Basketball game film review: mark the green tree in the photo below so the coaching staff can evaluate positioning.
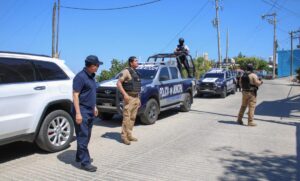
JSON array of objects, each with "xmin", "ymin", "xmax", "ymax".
[
  {"xmin": 97, "ymin": 59, "xmax": 127, "ymax": 82},
  {"xmin": 193, "ymin": 57, "xmax": 213, "ymax": 79},
  {"xmin": 235, "ymin": 56, "xmax": 269, "ymax": 71}
]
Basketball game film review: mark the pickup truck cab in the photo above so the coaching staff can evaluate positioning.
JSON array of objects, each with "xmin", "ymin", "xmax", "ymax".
[
  {"xmin": 197, "ymin": 68, "xmax": 236, "ymax": 98},
  {"xmin": 96, "ymin": 54, "xmax": 196, "ymax": 125}
]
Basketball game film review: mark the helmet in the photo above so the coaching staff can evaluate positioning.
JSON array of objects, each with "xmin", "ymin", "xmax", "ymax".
[
  {"xmin": 246, "ymin": 64, "xmax": 254, "ymax": 72},
  {"xmin": 179, "ymin": 38, "xmax": 184, "ymax": 44}
]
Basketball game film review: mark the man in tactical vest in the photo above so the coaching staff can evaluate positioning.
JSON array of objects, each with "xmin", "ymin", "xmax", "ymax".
[
  {"xmin": 117, "ymin": 56, "xmax": 141, "ymax": 145},
  {"xmin": 174, "ymin": 38, "xmax": 192, "ymax": 78},
  {"xmin": 237, "ymin": 64, "xmax": 263, "ymax": 126}
]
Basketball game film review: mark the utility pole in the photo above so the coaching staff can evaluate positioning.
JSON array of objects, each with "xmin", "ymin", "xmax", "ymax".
[
  {"xmin": 214, "ymin": 0, "xmax": 222, "ymax": 68},
  {"xmin": 55, "ymin": 0, "xmax": 60, "ymax": 58},
  {"xmin": 262, "ymin": 13, "xmax": 277, "ymax": 79},
  {"xmin": 51, "ymin": 0, "xmax": 60, "ymax": 58},
  {"xmin": 289, "ymin": 29, "xmax": 300, "ymax": 80},
  {"xmin": 290, "ymin": 31, "xmax": 293, "ymax": 79},
  {"xmin": 52, "ymin": 2, "xmax": 56, "ymax": 58},
  {"xmin": 225, "ymin": 28, "xmax": 229, "ymax": 69}
]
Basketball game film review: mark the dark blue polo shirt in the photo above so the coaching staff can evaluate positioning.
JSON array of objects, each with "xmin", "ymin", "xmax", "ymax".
[{"xmin": 73, "ymin": 68, "xmax": 97, "ymax": 112}]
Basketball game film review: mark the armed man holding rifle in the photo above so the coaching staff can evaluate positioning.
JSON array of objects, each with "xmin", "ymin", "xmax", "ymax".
[
  {"xmin": 174, "ymin": 38, "xmax": 192, "ymax": 78},
  {"xmin": 237, "ymin": 64, "xmax": 263, "ymax": 127}
]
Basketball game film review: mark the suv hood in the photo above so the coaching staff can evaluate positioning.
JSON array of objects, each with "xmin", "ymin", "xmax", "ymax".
[
  {"xmin": 201, "ymin": 78, "xmax": 219, "ymax": 83},
  {"xmin": 98, "ymin": 79, "xmax": 152, "ymax": 88}
]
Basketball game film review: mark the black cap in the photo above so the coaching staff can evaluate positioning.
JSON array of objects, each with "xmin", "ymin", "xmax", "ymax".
[
  {"xmin": 85, "ymin": 55, "xmax": 103, "ymax": 65},
  {"xmin": 246, "ymin": 64, "xmax": 254, "ymax": 72}
]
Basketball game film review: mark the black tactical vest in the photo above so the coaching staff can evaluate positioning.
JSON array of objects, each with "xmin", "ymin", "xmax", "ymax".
[
  {"xmin": 122, "ymin": 67, "xmax": 141, "ymax": 93},
  {"xmin": 241, "ymin": 72, "xmax": 257, "ymax": 91}
]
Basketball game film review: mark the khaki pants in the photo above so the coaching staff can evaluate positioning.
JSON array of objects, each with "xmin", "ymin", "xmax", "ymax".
[
  {"xmin": 237, "ymin": 91, "xmax": 257, "ymax": 123},
  {"xmin": 121, "ymin": 96, "xmax": 140, "ymax": 140}
]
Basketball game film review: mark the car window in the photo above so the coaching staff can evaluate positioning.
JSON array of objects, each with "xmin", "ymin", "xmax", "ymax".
[
  {"xmin": 136, "ymin": 69, "xmax": 158, "ymax": 79},
  {"xmin": 226, "ymin": 72, "xmax": 230, "ymax": 78},
  {"xmin": 170, "ymin": 67, "xmax": 179, "ymax": 79},
  {"xmin": 159, "ymin": 67, "xmax": 170, "ymax": 81},
  {"xmin": 0, "ymin": 58, "xmax": 36, "ymax": 84},
  {"xmin": 33, "ymin": 61, "xmax": 69, "ymax": 81}
]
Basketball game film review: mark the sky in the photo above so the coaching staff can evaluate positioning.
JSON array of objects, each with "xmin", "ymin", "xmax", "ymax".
[{"xmin": 0, "ymin": 0, "xmax": 300, "ymax": 73}]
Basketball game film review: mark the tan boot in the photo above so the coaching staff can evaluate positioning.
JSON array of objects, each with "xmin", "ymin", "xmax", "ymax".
[
  {"xmin": 122, "ymin": 139, "xmax": 131, "ymax": 145},
  {"xmin": 128, "ymin": 137, "xmax": 138, "ymax": 142},
  {"xmin": 237, "ymin": 120, "xmax": 243, "ymax": 125},
  {"xmin": 248, "ymin": 122, "xmax": 257, "ymax": 126}
]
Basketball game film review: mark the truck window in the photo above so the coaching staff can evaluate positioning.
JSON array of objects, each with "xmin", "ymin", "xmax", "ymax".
[
  {"xmin": 170, "ymin": 67, "xmax": 179, "ymax": 79},
  {"xmin": 159, "ymin": 67, "xmax": 170, "ymax": 81}
]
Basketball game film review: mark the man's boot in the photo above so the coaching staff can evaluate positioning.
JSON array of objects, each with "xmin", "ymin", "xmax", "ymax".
[
  {"xmin": 248, "ymin": 121, "xmax": 257, "ymax": 126},
  {"xmin": 128, "ymin": 137, "xmax": 138, "ymax": 142},
  {"xmin": 122, "ymin": 139, "xmax": 131, "ymax": 145},
  {"xmin": 237, "ymin": 120, "xmax": 243, "ymax": 125}
]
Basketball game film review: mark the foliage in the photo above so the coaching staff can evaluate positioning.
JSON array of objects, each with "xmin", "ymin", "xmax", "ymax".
[
  {"xmin": 234, "ymin": 55, "xmax": 270, "ymax": 71},
  {"xmin": 97, "ymin": 59, "xmax": 127, "ymax": 82},
  {"xmin": 193, "ymin": 57, "xmax": 213, "ymax": 79}
]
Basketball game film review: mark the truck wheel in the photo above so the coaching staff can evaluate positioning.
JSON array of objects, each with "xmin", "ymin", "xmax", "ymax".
[
  {"xmin": 220, "ymin": 87, "xmax": 227, "ymax": 98},
  {"xmin": 100, "ymin": 113, "xmax": 114, "ymax": 120},
  {"xmin": 36, "ymin": 110, "xmax": 74, "ymax": 152},
  {"xmin": 140, "ymin": 99, "xmax": 159, "ymax": 125},
  {"xmin": 180, "ymin": 93, "xmax": 192, "ymax": 112},
  {"xmin": 231, "ymin": 85, "xmax": 236, "ymax": 94}
]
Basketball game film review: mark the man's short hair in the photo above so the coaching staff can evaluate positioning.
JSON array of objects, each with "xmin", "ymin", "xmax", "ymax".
[{"xmin": 128, "ymin": 56, "xmax": 137, "ymax": 67}]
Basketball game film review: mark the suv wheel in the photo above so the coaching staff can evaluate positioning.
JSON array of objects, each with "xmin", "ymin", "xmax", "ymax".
[
  {"xmin": 220, "ymin": 87, "xmax": 227, "ymax": 98},
  {"xmin": 140, "ymin": 99, "xmax": 159, "ymax": 125},
  {"xmin": 231, "ymin": 85, "xmax": 236, "ymax": 94},
  {"xmin": 180, "ymin": 93, "xmax": 192, "ymax": 112},
  {"xmin": 36, "ymin": 110, "xmax": 74, "ymax": 152},
  {"xmin": 100, "ymin": 113, "xmax": 114, "ymax": 120}
]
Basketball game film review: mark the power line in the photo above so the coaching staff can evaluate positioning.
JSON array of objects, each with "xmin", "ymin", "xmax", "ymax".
[
  {"xmin": 261, "ymin": 0, "xmax": 300, "ymax": 18},
  {"xmin": 60, "ymin": 0, "xmax": 161, "ymax": 11},
  {"xmin": 160, "ymin": 0, "xmax": 210, "ymax": 52}
]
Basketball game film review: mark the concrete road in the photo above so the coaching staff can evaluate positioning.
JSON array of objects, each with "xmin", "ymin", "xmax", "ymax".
[{"xmin": 0, "ymin": 78, "xmax": 299, "ymax": 181}]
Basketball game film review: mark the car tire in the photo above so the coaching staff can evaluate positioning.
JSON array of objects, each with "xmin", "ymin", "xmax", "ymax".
[
  {"xmin": 180, "ymin": 93, "xmax": 192, "ymax": 112},
  {"xmin": 99, "ymin": 113, "xmax": 114, "ymax": 120},
  {"xmin": 140, "ymin": 99, "xmax": 159, "ymax": 125},
  {"xmin": 231, "ymin": 85, "xmax": 236, "ymax": 94},
  {"xmin": 36, "ymin": 110, "xmax": 74, "ymax": 152},
  {"xmin": 220, "ymin": 87, "xmax": 227, "ymax": 98}
]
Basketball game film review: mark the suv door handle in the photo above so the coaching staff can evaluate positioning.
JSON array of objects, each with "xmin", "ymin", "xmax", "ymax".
[{"xmin": 34, "ymin": 86, "xmax": 46, "ymax": 90}]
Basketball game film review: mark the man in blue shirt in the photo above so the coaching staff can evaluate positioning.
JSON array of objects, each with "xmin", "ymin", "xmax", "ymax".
[{"xmin": 72, "ymin": 55, "xmax": 102, "ymax": 172}]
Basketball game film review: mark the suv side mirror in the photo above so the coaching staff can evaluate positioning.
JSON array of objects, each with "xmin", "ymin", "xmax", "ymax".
[{"xmin": 159, "ymin": 75, "xmax": 169, "ymax": 81}]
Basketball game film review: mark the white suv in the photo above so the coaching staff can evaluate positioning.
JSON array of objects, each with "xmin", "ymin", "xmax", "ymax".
[{"xmin": 0, "ymin": 52, "xmax": 75, "ymax": 152}]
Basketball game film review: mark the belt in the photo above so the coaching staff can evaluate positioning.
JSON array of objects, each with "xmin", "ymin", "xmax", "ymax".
[
  {"xmin": 243, "ymin": 90, "xmax": 254, "ymax": 92},
  {"xmin": 128, "ymin": 93, "xmax": 139, "ymax": 97}
]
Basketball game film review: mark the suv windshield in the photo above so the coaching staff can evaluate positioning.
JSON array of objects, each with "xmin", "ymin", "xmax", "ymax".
[
  {"xmin": 204, "ymin": 73, "xmax": 224, "ymax": 79},
  {"xmin": 136, "ymin": 69, "xmax": 157, "ymax": 79}
]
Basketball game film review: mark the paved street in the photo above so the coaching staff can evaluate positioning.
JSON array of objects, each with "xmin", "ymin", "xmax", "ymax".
[{"xmin": 0, "ymin": 77, "xmax": 299, "ymax": 181}]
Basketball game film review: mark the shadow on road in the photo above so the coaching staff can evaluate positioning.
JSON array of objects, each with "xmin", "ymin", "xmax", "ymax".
[
  {"xmin": 94, "ymin": 109, "xmax": 179, "ymax": 128},
  {"xmin": 57, "ymin": 150, "xmax": 80, "ymax": 169},
  {"xmin": 191, "ymin": 109, "xmax": 300, "ymax": 180},
  {"xmin": 94, "ymin": 116, "xmax": 122, "ymax": 128},
  {"xmin": 101, "ymin": 132, "xmax": 122, "ymax": 143},
  {"xmin": 218, "ymin": 120, "xmax": 244, "ymax": 126},
  {"xmin": 190, "ymin": 109, "xmax": 296, "ymax": 126},
  {"xmin": 255, "ymin": 94, "xmax": 300, "ymax": 118},
  {"xmin": 214, "ymin": 146, "xmax": 298, "ymax": 181},
  {"xmin": 0, "ymin": 142, "xmax": 46, "ymax": 163}
]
